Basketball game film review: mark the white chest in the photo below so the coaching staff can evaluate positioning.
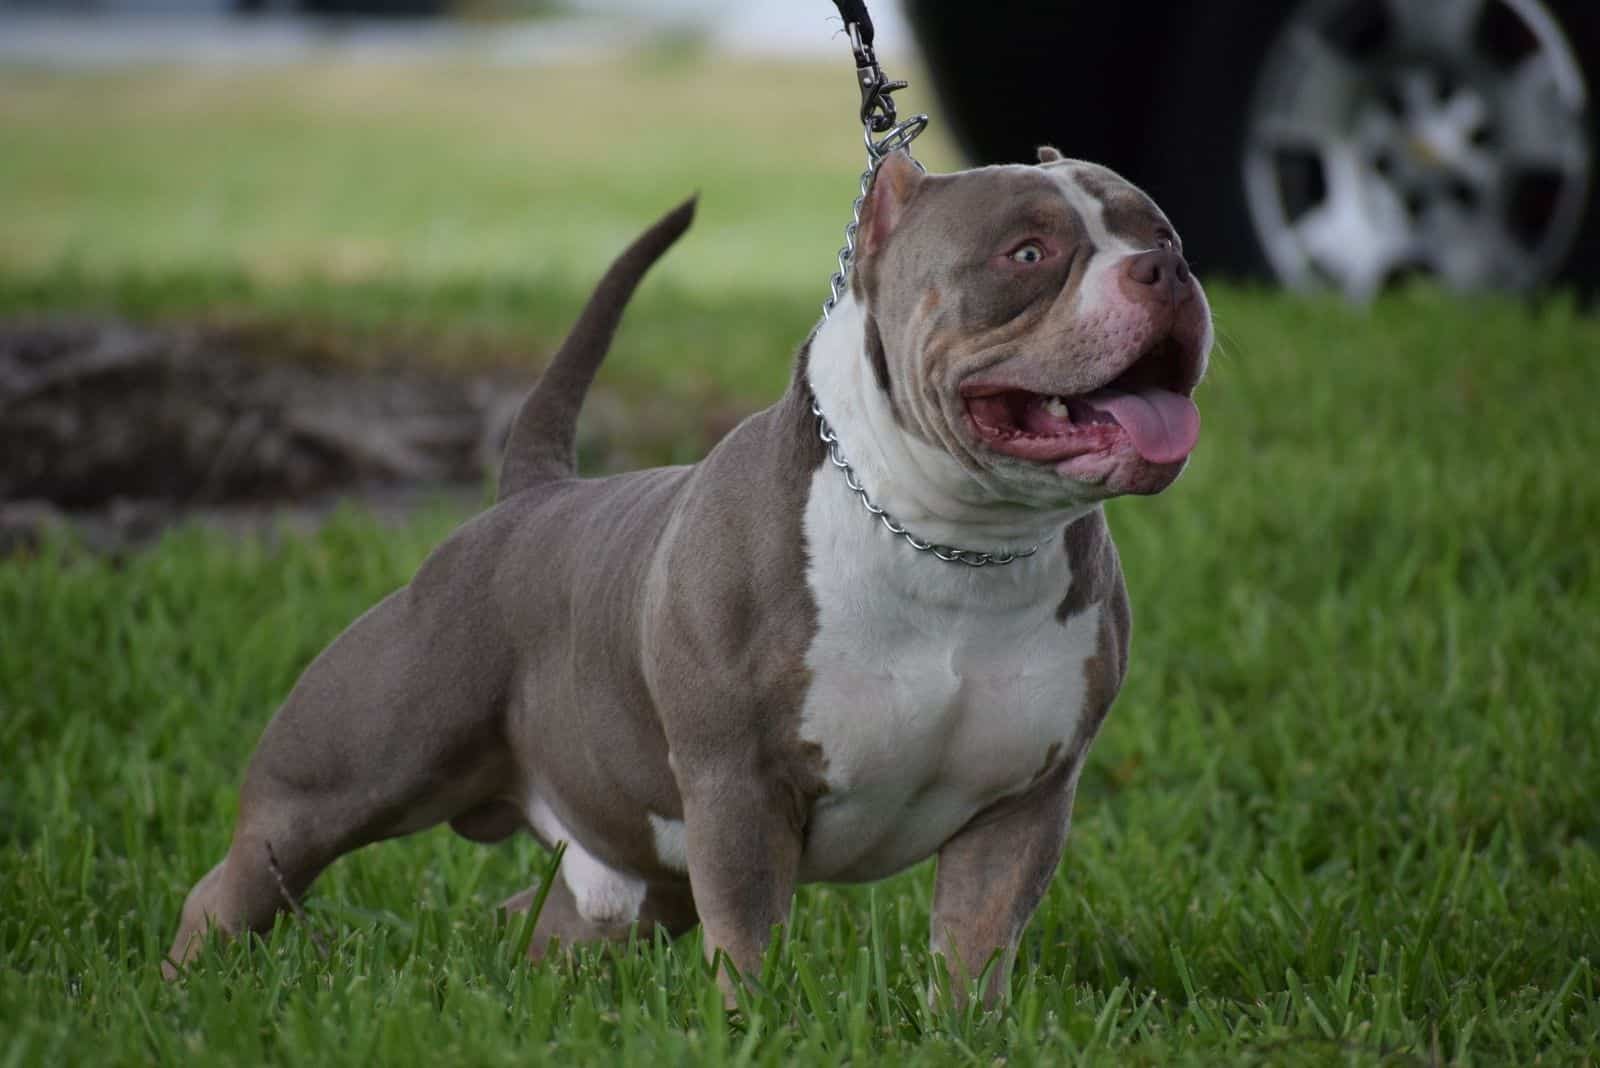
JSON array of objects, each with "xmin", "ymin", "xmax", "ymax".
[{"xmin": 795, "ymin": 468, "xmax": 1102, "ymax": 883}]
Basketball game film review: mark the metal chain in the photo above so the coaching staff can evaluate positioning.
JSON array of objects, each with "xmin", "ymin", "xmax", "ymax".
[
  {"xmin": 811, "ymin": 396, "xmax": 1044, "ymax": 567},
  {"xmin": 821, "ymin": 19, "xmax": 930, "ymax": 322},
  {"xmin": 820, "ymin": 116, "xmax": 927, "ymax": 316},
  {"xmin": 809, "ymin": 13, "xmax": 1046, "ymax": 568}
]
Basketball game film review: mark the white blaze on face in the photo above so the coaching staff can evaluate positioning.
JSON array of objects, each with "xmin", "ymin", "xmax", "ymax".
[
  {"xmin": 1048, "ymin": 162, "xmax": 1157, "ymax": 329},
  {"xmin": 1044, "ymin": 160, "xmax": 1214, "ymax": 391}
]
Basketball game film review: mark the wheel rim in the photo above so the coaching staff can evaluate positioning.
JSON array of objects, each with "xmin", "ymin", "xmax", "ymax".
[{"xmin": 1244, "ymin": 0, "xmax": 1592, "ymax": 298}]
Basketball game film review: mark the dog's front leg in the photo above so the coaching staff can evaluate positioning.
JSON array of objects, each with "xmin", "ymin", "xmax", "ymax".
[
  {"xmin": 929, "ymin": 758, "xmax": 1079, "ymax": 1009},
  {"xmin": 679, "ymin": 770, "xmax": 804, "ymax": 1006}
]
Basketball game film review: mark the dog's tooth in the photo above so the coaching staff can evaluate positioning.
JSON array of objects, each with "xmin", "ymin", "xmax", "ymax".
[{"xmin": 1042, "ymin": 396, "xmax": 1070, "ymax": 419}]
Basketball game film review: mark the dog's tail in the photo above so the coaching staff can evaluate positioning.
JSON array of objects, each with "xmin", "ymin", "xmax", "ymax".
[{"xmin": 498, "ymin": 196, "xmax": 697, "ymax": 499}]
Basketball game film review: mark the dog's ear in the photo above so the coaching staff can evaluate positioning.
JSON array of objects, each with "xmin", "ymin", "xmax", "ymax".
[
  {"xmin": 1037, "ymin": 145, "xmax": 1064, "ymax": 163},
  {"xmin": 859, "ymin": 150, "xmax": 925, "ymax": 259}
]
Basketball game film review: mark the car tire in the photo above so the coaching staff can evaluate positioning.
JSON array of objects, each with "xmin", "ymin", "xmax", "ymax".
[{"xmin": 906, "ymin": 0, "xmax": 1600, "ymax": 297}]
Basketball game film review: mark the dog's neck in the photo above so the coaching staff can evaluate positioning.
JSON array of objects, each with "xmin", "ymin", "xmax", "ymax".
[{"xmin": 804, "ymin": 290, "xmax": 1092, "ymax": 555}]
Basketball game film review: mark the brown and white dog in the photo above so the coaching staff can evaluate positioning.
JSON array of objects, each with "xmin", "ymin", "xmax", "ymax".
[{"xmin": 166, "ymin": 147, "xmax": 1211, "ymax": 1007}]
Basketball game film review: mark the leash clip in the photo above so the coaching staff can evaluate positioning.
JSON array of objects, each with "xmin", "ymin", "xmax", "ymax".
[
  {"xmin": 846, "ymin": 21, "xmax": 906, "ymax": 134},
  {"xmin": 822, "ymin": 3, "xmax": 928, "ymax": 321}
]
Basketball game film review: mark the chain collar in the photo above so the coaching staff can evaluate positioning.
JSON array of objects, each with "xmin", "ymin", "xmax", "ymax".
[
  {"xmin": 814, "ymin": 7, "xmax": 1043, "ymax": 567},
  {"xmin": 809, "ymin": 393, "xmax": 1048, "ymax": 567}
]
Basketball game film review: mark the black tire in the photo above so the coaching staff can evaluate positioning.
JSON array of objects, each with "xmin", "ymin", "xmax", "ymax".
[
  {"xmin": 902, "ymin": 0, "xmax": 1287, "ymax": 276},
  {"xmin": 1539, "ymin": 0, "xmax": 1600, "ymax": 288},
  {"xmin": 905, "ymin": 0, "xmax": 1600, "ymax": 293},
  {"xmin": 902, "ymin": 3, "xmax": 1190, "ymax": 185},
  {"xmin": 1119, "ymin": 3, "xmax": 1288, "ymax": 280}
]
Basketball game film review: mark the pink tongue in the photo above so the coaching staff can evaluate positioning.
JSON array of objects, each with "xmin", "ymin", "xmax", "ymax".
[{"xmin": 1079, "ymin": 388, "xmax": 1200, "ymax": 464}]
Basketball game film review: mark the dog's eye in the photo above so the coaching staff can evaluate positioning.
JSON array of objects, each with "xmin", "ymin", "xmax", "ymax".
[{"xmin": 1009, "ymin": 242, "xmax": 1046, "ymax": 265}]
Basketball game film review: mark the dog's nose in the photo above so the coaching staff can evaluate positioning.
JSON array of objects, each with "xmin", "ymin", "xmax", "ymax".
[{"xmin": 1124, "ymin": 245, "xmax": 1192, "ymax": 302}]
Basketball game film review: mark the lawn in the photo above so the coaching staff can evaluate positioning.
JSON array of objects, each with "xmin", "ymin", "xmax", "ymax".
[{"xmin": 3, "ymin": 55, "xmax": 1600, "ymax": 1067}]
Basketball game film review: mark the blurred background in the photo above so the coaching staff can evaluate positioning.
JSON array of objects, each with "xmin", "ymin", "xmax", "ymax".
[
  {"xmin": 911, "ymin": 0, "xmax": 1599, "ymax": 300},
  {"xmin": 2, "ymin": 0, "xmax": 950, "ymax": 545},
  {"xmin": 6, "ymin": 0, "xmax": 1594, "ymax": 298},
  {"xmin": 1, "ymin": 0, "xmax": 1597, "ymax": 541}
]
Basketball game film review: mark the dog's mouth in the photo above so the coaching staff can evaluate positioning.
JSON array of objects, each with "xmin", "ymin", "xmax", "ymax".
[{"xmin": 961, "ymin": 336, "xmax": 1200, "ymax": 467}]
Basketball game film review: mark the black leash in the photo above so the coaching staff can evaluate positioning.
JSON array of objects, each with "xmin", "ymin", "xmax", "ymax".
[{"xmin": 829, "ymin": 0, "xmax": 907, "ymax": 134}]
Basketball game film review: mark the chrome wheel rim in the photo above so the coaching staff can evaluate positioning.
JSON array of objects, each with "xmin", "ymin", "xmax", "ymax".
[{"xmin": 1244, "ymin": 0, "xmax": 1592, "ymax": 298}]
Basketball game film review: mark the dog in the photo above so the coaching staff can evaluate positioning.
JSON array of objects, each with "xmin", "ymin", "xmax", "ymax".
[{"xmin": 165, "ymin": 146, "xmax": 1211, "ymax": 1007}]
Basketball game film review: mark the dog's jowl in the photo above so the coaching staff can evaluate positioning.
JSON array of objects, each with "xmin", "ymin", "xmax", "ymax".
[{"xmin": 167, "ymin": 147, "xmax": 1211, "ymax": 1007}]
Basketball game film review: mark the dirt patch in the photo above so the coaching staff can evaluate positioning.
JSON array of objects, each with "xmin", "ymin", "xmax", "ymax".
[{"xmin": 1, "ymin": 318, "xmax": 742, "ymax": 553}]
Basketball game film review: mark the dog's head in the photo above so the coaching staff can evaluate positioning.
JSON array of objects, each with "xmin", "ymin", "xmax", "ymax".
[{"xmin": 851, "ymin": 147, "xmax": 1211, "ymax": 503}]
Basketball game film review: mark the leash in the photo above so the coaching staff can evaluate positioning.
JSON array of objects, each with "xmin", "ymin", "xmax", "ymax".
[
  {"xmin": 819, "ymin": 0, "xmax": 928, "ymax": 321},
  {"xmin": 810, "ymin": 1, "xmax": 1045, "ymax": 568}
]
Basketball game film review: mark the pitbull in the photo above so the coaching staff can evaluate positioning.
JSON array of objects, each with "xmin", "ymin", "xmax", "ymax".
[{"xmin": 166, "ymin": 146, "xmax": 1211, "ymax": 1006}]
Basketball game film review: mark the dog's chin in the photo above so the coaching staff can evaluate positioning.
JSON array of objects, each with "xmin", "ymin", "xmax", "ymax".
[
  {"xmin": 1052, "ymin": 446, "xmax": 1189, "ymax": 497},
  {"xmin": 960, "ymin": 391, "xmax": 1197, "ymax": 499},
  {"xmin": 963, "ymin": 422, "xmax": 1189, "ymax": 500}
]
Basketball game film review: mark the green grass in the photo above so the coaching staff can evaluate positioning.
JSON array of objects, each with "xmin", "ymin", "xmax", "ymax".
[
  {"xmin": 0, "ymin": 57, "xmax": 960, "ymax": 407},
  {"xmin": 0, "ymin": 57, "xmax": 965, "ymax": 296},
  {"xmin": 4, "ymin": 60, "xmax": 1600, "ymax": 1066}
]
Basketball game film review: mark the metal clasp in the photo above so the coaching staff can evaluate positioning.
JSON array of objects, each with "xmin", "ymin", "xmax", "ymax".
[{"xmin": 846, "ymin": 21, "xmax": 908, "ymax": 134}]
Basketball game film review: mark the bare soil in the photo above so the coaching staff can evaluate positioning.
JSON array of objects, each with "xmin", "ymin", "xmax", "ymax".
[{"xmin": 0, "ymin": 318, "xmax": 734, "ymax": 553}]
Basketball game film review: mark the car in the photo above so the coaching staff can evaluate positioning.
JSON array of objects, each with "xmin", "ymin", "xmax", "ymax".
[{"xmin": 904, "ymin": 0, "xmax": 1599, "ymax": 298}]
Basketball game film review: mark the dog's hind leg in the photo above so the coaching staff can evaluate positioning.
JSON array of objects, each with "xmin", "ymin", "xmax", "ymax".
[{"xmin": 165, "ymin": 575, "xmax": 517, "ymax": 978}]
